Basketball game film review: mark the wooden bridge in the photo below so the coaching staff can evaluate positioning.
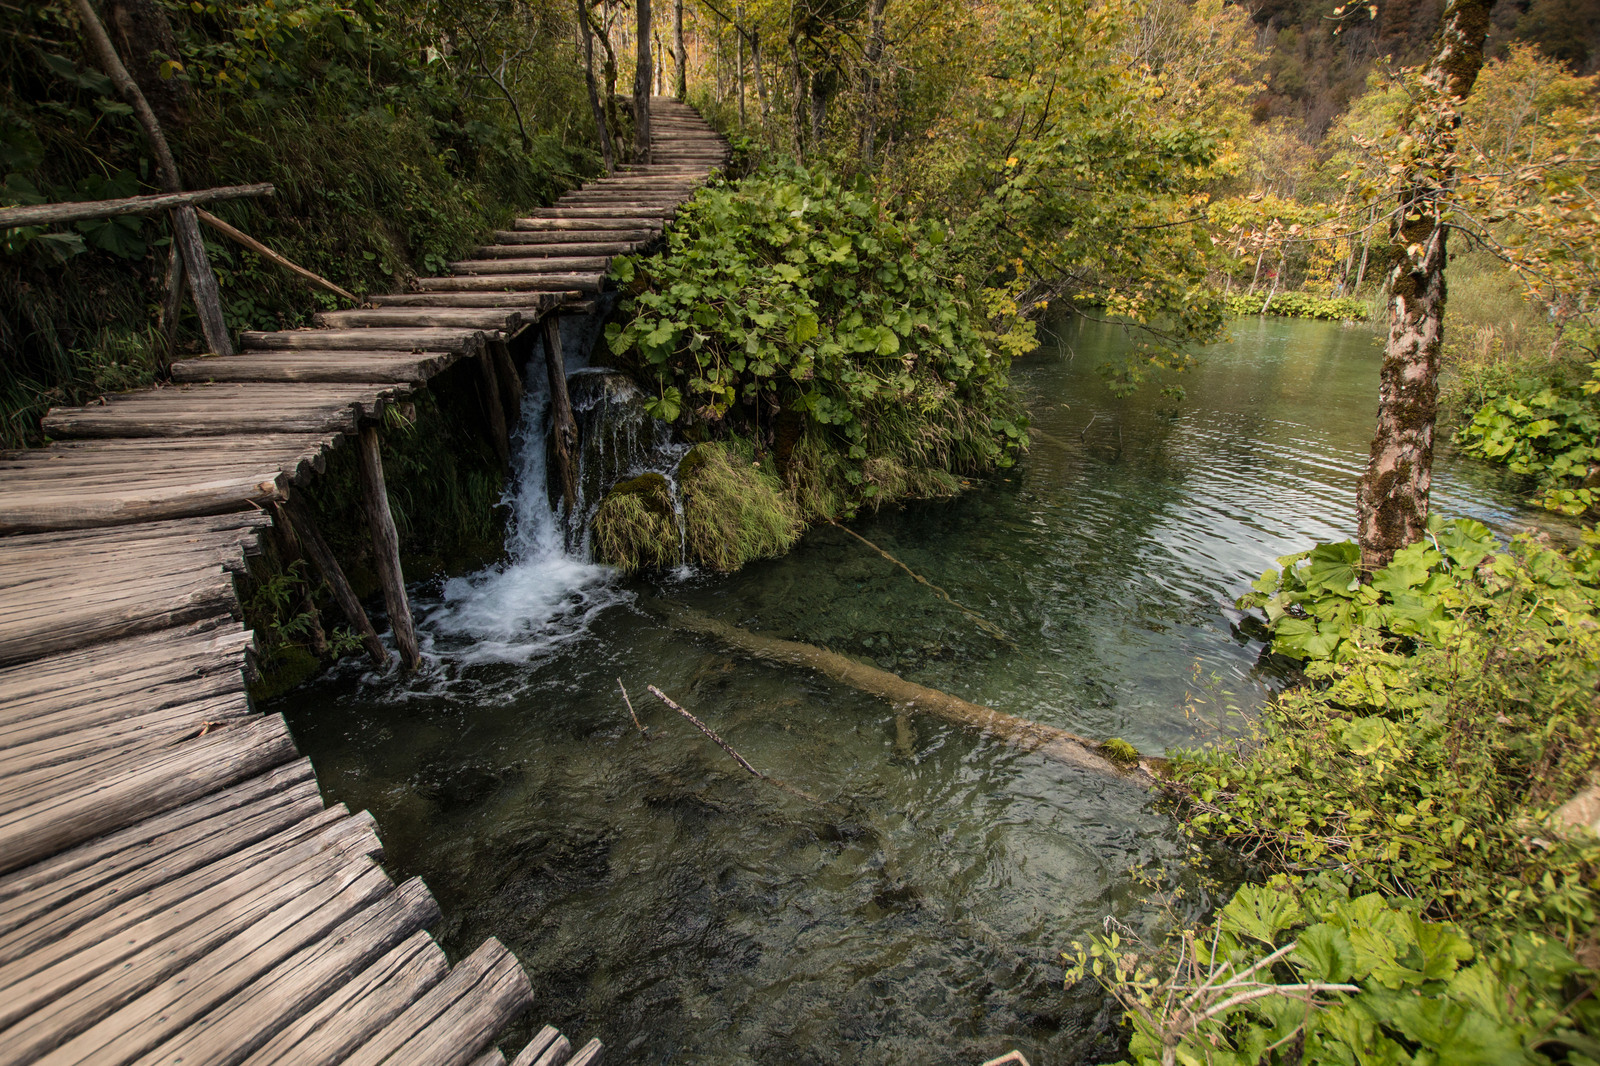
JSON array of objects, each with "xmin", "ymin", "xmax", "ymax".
[{"xmin": 0, "ymin": 99, "xmax": 726, "ymax": 1066}]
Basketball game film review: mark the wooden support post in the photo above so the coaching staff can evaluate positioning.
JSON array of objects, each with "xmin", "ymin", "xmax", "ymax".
[
  {"xmin": 356, "ymin": 426, "xmax": 421, "ymax": 671},
  {"xmin": 489, "ymin": 337, "xmax": 525, "ymax": 421},
  {"xmin": 277, "ymin": 497, "xmax": 387, "ymax": 666},
  {"xmin": 476, "ymin": 347, "xmax": 512, "ymax": 465},
  {"xmin": 157, "ymin": 241, "xmax": 184, "ymax": 373},
  {"xmin": 542, "ymin": 316, "xmax": 580, "ymax": 512}
]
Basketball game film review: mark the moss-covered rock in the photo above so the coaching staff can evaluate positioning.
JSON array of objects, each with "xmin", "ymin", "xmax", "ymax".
[
  {"xmin": 681, "ymin": 442, "xmax": 802, "ymax": 572},
  {"xmin": 1098, "ymin": 737, "xmax": 1142, "ymax": 768},
  {"xmin": 592, "ymin": 472, "xmax": 681, "ymax": 573}
]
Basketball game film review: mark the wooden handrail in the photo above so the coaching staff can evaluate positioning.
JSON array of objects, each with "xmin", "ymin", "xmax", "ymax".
[{"xmin": 0, "ymin": 184, "xmax": 274, "ymax": 229}]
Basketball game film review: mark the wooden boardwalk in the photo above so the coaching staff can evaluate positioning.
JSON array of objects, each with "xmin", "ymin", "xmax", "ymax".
[{"xmin": 0, "ymin": 99, "xmax": 726, "ymax": 1066}]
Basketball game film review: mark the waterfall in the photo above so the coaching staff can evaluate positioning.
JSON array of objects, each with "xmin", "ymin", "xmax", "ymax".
[
  {"xmin": 425, "ymin": 364, "xmax": 685, "ymax": 662},
  {"xmin": 425, "ymin": 375, "xmax": 628, "ymax": 663}
]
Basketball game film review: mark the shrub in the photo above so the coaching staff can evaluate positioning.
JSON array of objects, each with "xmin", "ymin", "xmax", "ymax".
[
  {"xmin": 605, "ymin": 160, "xmax": 1028, "ymax": 519},
  {"xmin": 1223, "ymin": 290, "xmax": 1370, "ymax": 320}
]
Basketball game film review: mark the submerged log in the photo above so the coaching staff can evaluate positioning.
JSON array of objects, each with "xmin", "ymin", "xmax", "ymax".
[{"xmin": 656, "ymin": 600, "xmax": 1165, "ymax": 784}]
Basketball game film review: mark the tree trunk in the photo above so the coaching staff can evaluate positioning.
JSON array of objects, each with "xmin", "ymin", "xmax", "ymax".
[
  {"xmin": 736, "ymin": 4, "xmax": 747, "ymax": 126},
  {"xmin": 752, "ymin": 28, "xmax": 769, "ymax": 120},
  {"xmin": 634, "ymin": 0, "xmax": 653, "ymax": 163},
  {"xmin": 673, "ymin": 0, "xmax": 687, "ymax": 99},
  {"xmin": 788, "ymin": 34, "xmax": 807, "ymax": 159},
  {"xmin": 1353, "ymin": 226, "xmax": 1372, "ymax": 296},
  {"xmin": 106, "ymin": 0, "xmax": 186, "ymax": 127},
  {"xmin": 1246, "ymin": 249, "xmax": 1265, "ymax": 295},
  {"xmin": 1355, "ymin": 0, "xmax": 1495, "ymax": 571},
  {"xmin": 578, "ymin": 0, "xmax": 615, "ymax": 174},
  {"xmin": 355, "ymin": 427, "xmax": 421, "ymax": 672},
  {"xmin": 862, "ymin": 0, "xmax": 886, "ymax": 165}
]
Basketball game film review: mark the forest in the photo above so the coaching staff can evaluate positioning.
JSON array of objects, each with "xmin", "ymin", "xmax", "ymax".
[{"xmin": 4, "ymin": 0, "xmax": 1600, "ymax": 1062}]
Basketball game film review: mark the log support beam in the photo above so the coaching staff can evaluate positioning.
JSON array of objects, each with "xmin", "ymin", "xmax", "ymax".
[
  {"xmin": 475, "ymin": 348, "xmax": 512, "ymax": 466},
  {"xmin": 277, "ymin": 497, "xmax": 387, "ymax": 666},
  {"xmin": 356, "ymin": 426, "xmax": 421, "ymax": 671},
  {"xmin": 542, "ymin": 317, "xmax": 579, "ymax": 512}
]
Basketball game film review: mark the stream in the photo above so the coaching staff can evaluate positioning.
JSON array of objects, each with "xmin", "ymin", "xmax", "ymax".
[{"xmin": 281, "ymin": 316, "xmax": 1551, "ymax": 1064}]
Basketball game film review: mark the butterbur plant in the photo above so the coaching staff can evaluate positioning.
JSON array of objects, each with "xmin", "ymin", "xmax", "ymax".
[{"xmin": 605, "ymin": 161, "xmax": 1030, "ymax": 514}]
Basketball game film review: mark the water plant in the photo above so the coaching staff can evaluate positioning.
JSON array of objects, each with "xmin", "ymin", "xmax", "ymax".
[{"xmin": 590, "ymin": 472, "xmax": 680, "ymax": 573}]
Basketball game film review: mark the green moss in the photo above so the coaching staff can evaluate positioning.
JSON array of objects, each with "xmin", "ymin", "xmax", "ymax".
[
  {"xmin": 592, "ymin": 472, "xmax": 681, "ymax": 573},
  {"xmin": 1098, "ymin": 737, "xmax": 1142, "ymax": 767},
  {"xmin": 248, "ymin": 644, "xmax": 322, "ymax": 704},
  {"xmin": 681, "ymin": 442, "xmax": 802, "ymax": 572}
]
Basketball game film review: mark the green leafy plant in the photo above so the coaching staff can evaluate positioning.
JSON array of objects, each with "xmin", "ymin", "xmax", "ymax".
[
  {"xmin": 605, "ymin": 160, "xmax": 1028, "ymax": 520},
  {"xmin": 1072, "ymin": 881, "xmax": 1600, "ymax": 1066},
  {"xmin": 1457, "ymin": 362, "xmax": 1600, "ymax": 518},
  {"xmin": 1222, "ymin": 290, "xmax": 1370, "ymax": 321}
]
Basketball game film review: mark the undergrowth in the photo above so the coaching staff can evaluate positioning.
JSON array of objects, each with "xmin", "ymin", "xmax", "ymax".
[{"xmin": 1077, "ymin": 517, "xmax": 1600, "ymax": 1063}]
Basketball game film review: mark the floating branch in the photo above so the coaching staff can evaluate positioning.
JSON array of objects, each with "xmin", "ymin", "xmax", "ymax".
[
  {"xmin": 655, "ymin": 600, "xmax": 1165, "ymax": 784},
  {"xmin": 827, "ymin": 520, "xmax": 1010, "ymax": 643},
  {"xmin": 618, "ymin": 677, "xmax": 651, "ymax": 741},
  {"xmin": 647, "ymin": 684, "xmax": 828, "ymax": 806}
]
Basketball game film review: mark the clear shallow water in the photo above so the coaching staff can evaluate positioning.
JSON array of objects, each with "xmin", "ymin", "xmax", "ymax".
[{"xmin": 283, "ymin": 317, "xmax": 1551, "ymax": 1064}]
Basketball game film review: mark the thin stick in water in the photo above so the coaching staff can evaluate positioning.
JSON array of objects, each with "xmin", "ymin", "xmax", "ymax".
[
  {"xmin": 646, "ymin": 685, "xmax": 825, "ymax": 806},
  {"xmin": 827, "ymin": 520, "xmax": 1010, "ymax": 643},
  {"xmin": 618, "ymin": 677, "xmax": 650, "ymax": 741}
]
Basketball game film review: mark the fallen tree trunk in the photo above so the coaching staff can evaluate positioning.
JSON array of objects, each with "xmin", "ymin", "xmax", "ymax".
[{"xmin": 653, "ymin": 600, "xmax": 1166, "ymax": 785}]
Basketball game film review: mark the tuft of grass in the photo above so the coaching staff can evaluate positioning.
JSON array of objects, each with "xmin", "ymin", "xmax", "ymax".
[
  {"xmin": 1098, "ymin": 737, "xmax": 1142, "ymax": 767},
  {"xmin": 592, "ymin": 472, "xmax": 681, "ymax": 573},
  {"xmin": 680, "ymin": 442, "xmax": 801, "ymax": 572}
]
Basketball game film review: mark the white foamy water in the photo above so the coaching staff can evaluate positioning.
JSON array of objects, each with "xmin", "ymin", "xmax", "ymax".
[{"xmin": 424, "ymin": 384, "xmax": 630, "ymax": 664}]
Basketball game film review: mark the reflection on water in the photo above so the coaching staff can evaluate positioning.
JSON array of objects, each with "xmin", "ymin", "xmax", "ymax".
[{"xmin": 282, "ymin": 317, "xmax": 1550, "ymax": 1064}]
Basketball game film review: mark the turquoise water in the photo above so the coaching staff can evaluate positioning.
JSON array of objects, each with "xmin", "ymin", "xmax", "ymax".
[{"xmin": 282, "ymin": 317, "xmax": 1549, "ymax": 1064}]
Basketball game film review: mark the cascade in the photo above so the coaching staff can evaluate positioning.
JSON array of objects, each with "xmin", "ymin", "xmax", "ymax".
[{"xmin": 425, "ymin": 359, "xmax": 683, "ymax": 660}]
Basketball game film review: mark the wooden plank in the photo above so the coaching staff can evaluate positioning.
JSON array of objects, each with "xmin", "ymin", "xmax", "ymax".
[
  {"xmin": 0, "ymin": 810, "xmax": 375, "ymax": 1041},
  {"xmin": 448, "ymin": 257, "xmax": 610, "ymax": 276},
  {"xmin": 0, "ymin": 475, "xmax": 283, "ymax": 534},
  {"xmin": 31, "ymin": 859, "xmax": 394, "ymax": 1066},
  {"xmin": 0, "ymin": 778, "xmax": 325, "ymax": 961},
  {"xmin": 510, "ymin": 217, "xmax": 665, "ymax": 231},
  {"xmin": 340, "ymin": 939, "xmax": 530, "ymax": 1066},
  {"xmin": 1, "ymin": 689, "xmax": 250, "ymax": 778},
  {"xmin": 369, "ymin": 292, "xmax": 568, "ymax": 310},
  {"xmin": 509, "ymin": 1027, "xmax": 562, "ymax": 1066},
  {"xmin": 173, "ymin": 351, "xmax": 454, "ymax": 385},
  {"xmin": 469, "ymin": 1051, "xmax": 508, "ymax": 1066},
  {"xmin": 0, "ymin": 714, "xmax": 298, "ymax": 874},
  {"xmin": 240, "ymin": 930, "xmax": 449, "ymax": 1066},
  {"xmin": 487, "ymin": 230, "xmax": 658, "ymax": 245},
  {"xmin": 565, "ymin": 1039, "xmax": 604, "ymax": 1066},
  {"xmin": 524, "ymin": 1034, "xmax": 570, "ymax": 1066},
  {"xmin": 127, "ymin": 877, "xmax": 440, "ymax": 1066},
  {"xmin": 312, "ymin": 309, "xmax": 525, "ymax": 331},
  {"xmin": 42, "ymin": 383, "xmax": 413, "ymax": 440},
  {"xmin": 522, "ymin": 207, "xmax": 676, "ymax": 218},
  {"xmin": 240, "ymin": 328, "xmax": 487, "ymax": 353},
  {"xmin": 471, "ymin": 243, "xmax": 646, "ymax": 259},
  {"xmin": 414, "ymin": 274, "xmax": 602, "ymax": 294},
  {"xmin": 0, "ymin": 617, "xmax": 247, "ymax": 729}
]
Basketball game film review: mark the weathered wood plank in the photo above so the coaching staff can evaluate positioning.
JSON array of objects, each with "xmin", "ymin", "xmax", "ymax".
[
  {"xmin": 312, "ymin": 309, "xmax": 526, "ymax": 331},
  {"xmin": 32, "ymin": 859, "xmax": 393, "ymax": 1066},
  {"xmin": 240, "ymin": 328, "xmax": 487, "ymax": 353},
  {"xmin": 0, "ymin": 714, "xmax": 298, "ymax": 874},
  {"xmin": 340, "ymin": 938, "xmax": 532, "ymax": 1066},
  {"xmin": 565, "ymin": 1039, "xmax": 604, "ymax": 1066},
  {"xmin": 127, "ymin": 877, "xmax": 440, "ymax": 1066},
  {"xmin": 510, "ymin": 217, "xmax": 665, "ymax": 231},
  {"xmin": 369, "ymin": 291, "xmax": 569, "ymax": 310},
  {"xmin": 471, "ymin": 243, "xmax": 645, "ymax": 259},
  {"xmin": 414, "ymin": 274, "xmax": 602, "ymax": 294},
  {"xmin": 0, "ymin": 809, "xmax": 373, "ymax": 1037},
  {"xmin": 448, "ymin": 257, "xmax": 610, "ymax": 275},
  {"xmin": 509, "ymin": 1028, "xmax": 564, "ymax": 1066},
  {"xmin": 0, "ymin": 779, "xmax": 325, "ymax": 961},
  {"xmin": 487, "ymin": 230, "xmax": 658, "ymax": 245},
  {"xmin": 240, "ymin": 930, "xmax": 449, "ymax": 1066},
  {"xmin": 173, "ymin": 351, "xmax": 455, "ymax": 384},
  {"xmin": 42, "ymin": 383, "xmax": 413, "ymax": 440}
]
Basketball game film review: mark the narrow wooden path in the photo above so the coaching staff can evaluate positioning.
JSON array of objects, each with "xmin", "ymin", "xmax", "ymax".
[{"xmin": 0, "ymin": 99, "xmax": 726, "ymax": 1066}]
